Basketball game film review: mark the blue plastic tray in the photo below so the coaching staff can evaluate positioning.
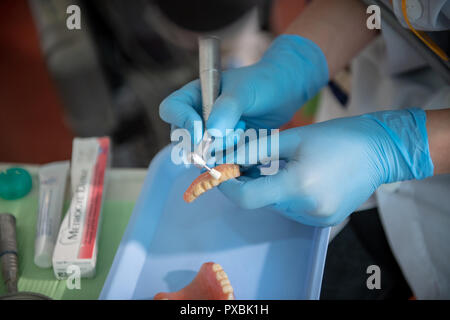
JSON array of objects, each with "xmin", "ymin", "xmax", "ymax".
[{"xmin": 100, "ymin": 146, "xmax": 330, "ymax": 300}]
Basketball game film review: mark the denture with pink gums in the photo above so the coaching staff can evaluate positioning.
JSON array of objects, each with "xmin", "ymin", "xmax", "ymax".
[
  {"xmin": 153, "ymin": 262, "xmax": 235, "ymax": 300},
  {"xmin": 183, "ymin": 164, "xmax": 240, "ymax": 203}
]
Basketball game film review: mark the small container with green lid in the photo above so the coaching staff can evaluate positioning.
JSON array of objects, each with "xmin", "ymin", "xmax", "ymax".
[{"xmin": 0, "ymin": 167, "xmax": 32, "ymax": 200}]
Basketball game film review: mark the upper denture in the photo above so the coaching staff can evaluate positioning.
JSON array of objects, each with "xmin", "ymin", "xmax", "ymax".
[{"xmin": 184, "ymin": 164, "xmax": 240, "ymax": 203}]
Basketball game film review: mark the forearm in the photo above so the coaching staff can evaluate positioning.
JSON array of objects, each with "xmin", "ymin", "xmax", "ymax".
[
  {"xmin": 285, "ymin": 0, "xmax": 378, "ymax": 78},
  {"xmin": 426, "ymin": 108, "xmax": 450, "ymax": 175}
]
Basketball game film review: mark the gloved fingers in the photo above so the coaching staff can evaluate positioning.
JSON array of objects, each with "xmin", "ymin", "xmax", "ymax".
[
  {"xmin": 271, "ymin": 187, "xmax": 350, "ymax": 227},
  {"xmin": 206, "ymin": 67, "xmax": 258, "ymax": 137},
  {"xmin": 209, "ymin": 120, "xmax": 246, "ymax": 160},
  {"xmin": 218, "ymin": 170, "xmax": 289, "ymax": 209},
  {"xmin": 258, "ymin": 128, "xmax": 302, "ymax": 162},
  {"xmin": 276, "ymin": 208, "xmax": 333, "ymax": 227},
  {"xmin": 220, "ymin": 168, "xmax": 343, "ymax": 227},
  {"xmin": 233, "ymin": 120, "xmax": 247, "ymax": 139},
  {"xmin": 271, "ymin": 200, "xmax": 322, "ymax": 226},
  {"xmin": 217, "ymin": 127, "xmax": 302, "ymax": 166},
  {"xmin": 206, "ymin": 94, "xmax": 245, "ymax": 138},
  {"xmin": 160, "ymin": 80, "xmax": 203, "ymax": 145}
]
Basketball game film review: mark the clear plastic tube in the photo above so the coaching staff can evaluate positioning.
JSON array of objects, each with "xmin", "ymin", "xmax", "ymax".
[{"xmin": 34, "ymin": 161, "xmax": 69, "ymax": 268}]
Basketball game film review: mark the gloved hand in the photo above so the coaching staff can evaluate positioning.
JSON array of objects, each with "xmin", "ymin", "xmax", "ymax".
[
  {"xmin": 218, "ymin": 109, "xmax": 434, "ymax": 227},
  {"xmin": 159, "ymin": 35, "xmax": 329, "ymax": 144}
]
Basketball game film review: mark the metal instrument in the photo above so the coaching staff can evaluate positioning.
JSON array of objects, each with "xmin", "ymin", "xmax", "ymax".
[
  {"xmin": 0, "ymin": 213, "xmax": 51, "ymax": 300},
  {"xmin": 190, "ymin": 36, "xmax": 222, "ymax": 179}
]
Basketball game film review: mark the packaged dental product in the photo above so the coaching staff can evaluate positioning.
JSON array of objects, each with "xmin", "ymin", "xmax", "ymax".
[
  {"xmin": 53, "ymin": 137, "xmax": 110, "ymax": 279},
  {"xmin": 35, "ymin": 161, "xmax": 70, "ymax": 268}
]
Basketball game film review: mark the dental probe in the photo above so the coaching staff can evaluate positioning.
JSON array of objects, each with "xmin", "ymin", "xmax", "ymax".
[{"xmin": 190, "ymin": 36, "xmax": 222, "ymax": 180}]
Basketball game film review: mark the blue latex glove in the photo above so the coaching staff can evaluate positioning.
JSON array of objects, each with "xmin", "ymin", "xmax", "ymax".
[
  {"xmin": 219, "ymin": 109, "xmax": 434, "ymax": 227},
  {"xmin": 159, "ymin": 35, "xmax": 329, "ymax": 144}
]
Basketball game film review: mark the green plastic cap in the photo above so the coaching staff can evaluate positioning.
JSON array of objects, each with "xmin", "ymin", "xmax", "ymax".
[{"xmin": 0, "ymin": 167, "xmax": 32, "ymax": 200}]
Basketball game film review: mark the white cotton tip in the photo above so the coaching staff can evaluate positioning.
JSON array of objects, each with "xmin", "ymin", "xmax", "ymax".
[
  {"xmin": 209, "ymin": 169, "xmax": 221, "ymax": 180},
  {"xmin": 191, "ymin": 152, "xmax": 206, "ymax": 167}
]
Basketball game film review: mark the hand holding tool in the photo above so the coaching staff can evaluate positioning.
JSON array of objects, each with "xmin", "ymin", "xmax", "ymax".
[
  {"xmin": 190, "ymin": 36, "xmax": 222, "ymax": 179},
  {"xmin": 219, "ymin": 109, "xmax": 433, "ymax": 227},
  {"xmin": 159, "ymin": 34, "xmax": 329, "ymax": 137}
]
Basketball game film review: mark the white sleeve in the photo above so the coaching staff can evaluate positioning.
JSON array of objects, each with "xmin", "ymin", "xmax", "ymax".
[{"xmin": 392, "ymin": 0, "xmax": 450, "ymax": 31}]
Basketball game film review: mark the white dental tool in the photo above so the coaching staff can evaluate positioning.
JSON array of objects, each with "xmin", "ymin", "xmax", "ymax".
[{"xmin": 190, "ymin": 36, "xmax": 222, "ymax": 179}]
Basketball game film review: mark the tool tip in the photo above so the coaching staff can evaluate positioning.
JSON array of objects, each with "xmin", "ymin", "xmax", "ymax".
[
  {"xmin": 190, "ymin": 152, "xmax": 206, "ymax": 167},
  {"xmin": 209, "ymin": 169, "xmax": 221, "ymax": 180}
]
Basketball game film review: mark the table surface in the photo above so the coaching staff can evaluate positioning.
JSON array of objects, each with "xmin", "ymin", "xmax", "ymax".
[{"xmin": 0, "ymin": 164, "xmax": 146, "ymax": 299}]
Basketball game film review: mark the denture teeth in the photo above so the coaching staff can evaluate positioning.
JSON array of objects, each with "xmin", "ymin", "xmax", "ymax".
[
  {"xmin": 212, "ymin": 264, "xmax": 222, "ymax": 272},
  {"xmin": 216, "ymin": 270, "xmax": 227, "ymax": 281},
  {"xmin": 222, "ymin": 285, "xmax": 233, "ymax": 294},
  {"xmin": 211, "ymin": 263, "xmax": 235, "ymax": 299},
  {"xmin": 184, "ymin": 164, "xmax": 241, "ymax": 203},
  {"xmin": 211, "ymin": 179, "xmax": 220, "ymax": 187},
  {"xmin": 220, "ymin": 279, "xmax": 230, "ymax": 286}
]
